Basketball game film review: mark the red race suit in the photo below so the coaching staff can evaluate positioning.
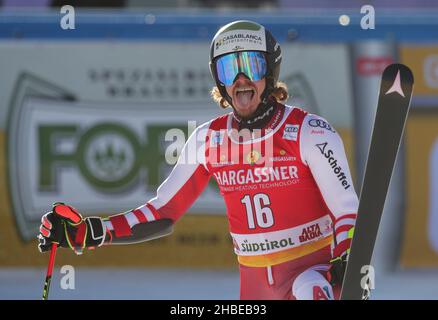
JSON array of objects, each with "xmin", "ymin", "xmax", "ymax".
[{"xmin": 105, "ymin": 103, "xmax": 359, "ymax": 300}]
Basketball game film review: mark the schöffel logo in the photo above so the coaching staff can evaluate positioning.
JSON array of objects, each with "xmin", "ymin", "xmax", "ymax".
[
  {"xmin": 299, "ymin": 223, "xmax": 323, "ymax": 243},
  {"xmin": 315, "ymin": 142, "xmax": 351, "ymax": 190},
  {"xmin": 308, "ymin": 119, "xmax": 336, "ymax": 133}
]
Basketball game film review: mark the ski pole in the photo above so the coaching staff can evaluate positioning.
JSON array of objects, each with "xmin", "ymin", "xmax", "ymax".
[{"xmin": 42, "ymin": 243, "xmax": 58, "ymax": 300}]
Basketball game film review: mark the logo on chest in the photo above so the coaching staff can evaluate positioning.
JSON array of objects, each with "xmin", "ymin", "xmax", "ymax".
[
  {"xmin": 210, "ymin": 131, "xmax": 225, "ymax": 147},
  {"xmin": 283, "ymin": 124, "xmax": 299, "ymax": 141},
  {"xmin": 246, "ymin": 150, "xmax": 261, "ymax": 165},
  {"xmin": 269, "ymin": 149, "xmax": 297, "ymax": 162},
  {"xmin": 213, "ymin": 165, "xmax": 299, "ymax": 186}
]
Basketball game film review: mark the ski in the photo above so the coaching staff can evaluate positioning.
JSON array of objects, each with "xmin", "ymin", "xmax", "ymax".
[{"xmin": 340, "ymin": 63, "xmax": 414, "ymax": 300}]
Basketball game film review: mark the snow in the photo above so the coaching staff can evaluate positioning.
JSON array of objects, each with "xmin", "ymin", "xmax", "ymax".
[
  {"xmin": 0, "ymin": 268, "xmax": 240, "ymax": 300},
  {"xmin": 1, "ymin": 267, "xmax": 438, "ymax": 300}
]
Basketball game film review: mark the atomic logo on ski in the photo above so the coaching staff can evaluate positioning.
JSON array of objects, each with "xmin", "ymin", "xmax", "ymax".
[{"xmin": 385, "ymin": 70, "xmax": 405, "ymax": 97}]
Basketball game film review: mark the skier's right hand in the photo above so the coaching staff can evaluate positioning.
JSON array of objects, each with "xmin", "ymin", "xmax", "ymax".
[{"xmin": 37, "ymin": 202, "xmax": 106, "ymax": 255}]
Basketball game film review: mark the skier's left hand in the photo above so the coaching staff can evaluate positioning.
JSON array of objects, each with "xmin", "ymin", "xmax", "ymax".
[
  {"xmin": 327, "ymin": 252, "xmax": 348, "ymax": 285},
  {"xmin": 328, "ymin": 225, "xmax": 354, "ymax": 285}
]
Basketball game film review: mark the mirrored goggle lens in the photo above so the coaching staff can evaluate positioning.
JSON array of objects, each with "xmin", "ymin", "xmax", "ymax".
[{"xmin": 216, "ymin": 51, "xmax": 267, "ymax": 86}]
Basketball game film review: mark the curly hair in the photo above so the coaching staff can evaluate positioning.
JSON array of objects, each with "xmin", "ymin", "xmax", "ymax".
[{"xmin": 210, "ymin": 81, "xmax": 289, "ymax": 109}]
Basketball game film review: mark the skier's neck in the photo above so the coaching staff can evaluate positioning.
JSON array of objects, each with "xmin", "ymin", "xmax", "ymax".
[{"xmin": 232, "ymin": 98, "xmax": 284, "ymax": 132}]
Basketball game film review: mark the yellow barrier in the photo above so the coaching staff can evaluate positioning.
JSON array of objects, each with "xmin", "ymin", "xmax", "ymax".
[{"xmin": 401, "ymin": 110, "xmax": 438, "ymax": 267}]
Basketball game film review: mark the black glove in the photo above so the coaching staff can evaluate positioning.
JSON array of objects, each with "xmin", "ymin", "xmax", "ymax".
[
  {"xmin": 37, "ymin": 202, "xmax": 106, "ymax": 255},
  {"xmin": 327, "ymin": 253, "xmax": 348, "ymax": 286}
]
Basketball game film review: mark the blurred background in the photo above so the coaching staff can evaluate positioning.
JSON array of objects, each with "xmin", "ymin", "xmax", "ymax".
[{"xmin": 1, "ymin": 0, "xmax": 438, "ymax": 299}]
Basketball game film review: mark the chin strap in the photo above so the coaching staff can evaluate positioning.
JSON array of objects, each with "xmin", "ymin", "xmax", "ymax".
[{"xmin": 232, "ymin": 98, "xmax": 278, "ymax": 131}]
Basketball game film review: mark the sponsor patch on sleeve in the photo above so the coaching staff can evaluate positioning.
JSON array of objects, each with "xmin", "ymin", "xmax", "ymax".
[{"xmin": 308, "ymin": 118, "xmax": 336, "ymax": 133}]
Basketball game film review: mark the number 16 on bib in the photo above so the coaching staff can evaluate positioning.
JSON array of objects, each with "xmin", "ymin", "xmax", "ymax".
[{"xmin": 341, "ymin": 64, "xmax": 414, "ymax": 300}]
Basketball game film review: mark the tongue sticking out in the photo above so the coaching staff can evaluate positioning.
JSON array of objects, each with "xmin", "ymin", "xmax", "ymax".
[{"xmin": 236, "ymin": 90, "xmax": 254, "ymax": 107}]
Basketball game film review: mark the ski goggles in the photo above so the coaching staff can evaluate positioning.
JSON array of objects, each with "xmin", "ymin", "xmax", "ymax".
[{"xmin": 215, "ymin": 51, "xmax": 267, "ymax": 86}]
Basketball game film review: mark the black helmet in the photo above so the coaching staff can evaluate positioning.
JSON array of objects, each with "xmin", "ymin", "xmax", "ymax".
[{"xmin": 209, "ymin": 20, "xmax": 282, "ymax": 106}]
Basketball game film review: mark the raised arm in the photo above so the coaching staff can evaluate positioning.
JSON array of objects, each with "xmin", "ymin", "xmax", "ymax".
[{"xmin": 299, "ymin": 114, "xmax": 359, "ymax": 259}]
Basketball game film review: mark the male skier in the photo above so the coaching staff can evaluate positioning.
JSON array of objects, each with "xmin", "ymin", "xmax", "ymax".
[{"xmin": 38, "ymin": 20, "xmax": 358, "ymax": 300}]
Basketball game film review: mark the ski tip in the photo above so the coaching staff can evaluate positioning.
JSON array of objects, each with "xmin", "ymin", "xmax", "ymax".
[
  {"xmin": 383, "ymin": 63, "xmax": 414, "ymax": 85},
  {"xmin": 381, "ymin": 63, "xmax": 414, "ymax": 98}
]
